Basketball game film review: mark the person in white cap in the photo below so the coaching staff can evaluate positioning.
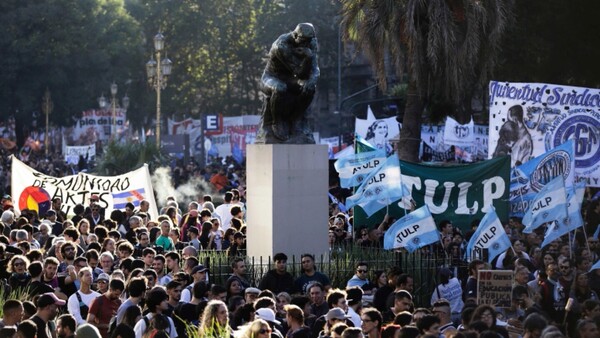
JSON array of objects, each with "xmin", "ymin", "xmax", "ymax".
[{"xmin": 255, "ymin": 307, "xmax": 284, "ymax": 338}]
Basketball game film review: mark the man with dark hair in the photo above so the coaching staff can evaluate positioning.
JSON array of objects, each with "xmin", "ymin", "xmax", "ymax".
[
  {"xmin": 56, "ymin": 314, "xmax": 76, "ymax": 338},
  {"xmin": 16, "ymin": 319, "xmax": 38, "ymax": 338},
  {"xmin": 28, "ymin": 261, "xmax": 54, "ymax": 297},
  {"xmin": 133, "ymin": 287, "xmax": 177, "ymax": 337},
  {"xmin": 385, "ymin": 274, "xmax": 413, "ymax": 310},
  {"xmin": 165, "ymin": 280, "xmax": 183, "ymax": 316},
  {"xmin": 522, "ymin": 313, "xmax": 547, "ymax": 338},
  {"xmin": 432, "ymin": 299, "xmax": 455, "ymax": 333},
  {"xmin": 360, "ymin": 308, "xmax": 382, "ymax": 338},
  {"xmin": 143, "ymin": 269, "xmax": 158, "ymax": 289},
  {"xmin": 308, "ymin": 282, "xmax": 329, "ymax": 320},
  {"xmin": 346, "ymin": 287, "xmax": 363, "ymax": 327},
  {"xmin": 346, "ymin": 262, "xmax": 371, "ymax": 290},
  {"xmin": 87, "ymin": 279, "xmax": 124, "ymax": 337},
  {"xmin": 259, "ymin": 252, "xmax": 295, "ymax": 294},
  {"xmin": 383, "ymin": 291, "xmax": 412, "ymax": 323},
  {"xmin": 226, "ymin": 257, "xmax": 251, "ymax": 291},
  {"xmin": 32, "ymin": 292, "xmax": 65, "ymax": 338},
  {"xmin": 51, "ymin": 197, "xmax": 67, "ymax": 223},
  {"xmin": 0, "ymin": 299, "xmax": 23, "ymax": 329},
  {"xmin": 416, "ymin": 315, "xmax": 441, "ymax": 336},
  {"xmin": 142, "ymin": 247, "xmax": 156, "ymax": 270},
  {"xmin": 214, "ymin": 191, "xmax": 234, "ymax": 232},
  {"xmin": 372, "ymin": 267, "xmax": 401, "ymax": 313},
  {"xmin": 152, "ymin": 254, "xmax": 168, "ymax": 285},
  {"xmin": 116, "ymin": 277, "xmax": 147, "ymax": 325},
  {"xmin": 164, "ymin": 251, "xmax": 181, "ymax": 285},
  {"xmin": 295, "ymin": 254, "xmax": 331, "ymax": 294}
]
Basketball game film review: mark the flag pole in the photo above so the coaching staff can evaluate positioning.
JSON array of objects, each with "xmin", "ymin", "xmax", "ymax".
[{"xmin": 582, "ymin": 223, "xmax": 592, "ymax": 256}]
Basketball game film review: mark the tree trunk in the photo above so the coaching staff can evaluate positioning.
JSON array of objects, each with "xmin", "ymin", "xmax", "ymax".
[{"xmin": 397, "ymin": 80, "xmax": 425, "ymax": 163}]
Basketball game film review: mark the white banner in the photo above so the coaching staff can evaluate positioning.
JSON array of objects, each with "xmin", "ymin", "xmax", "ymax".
[
  {"xmin": 488, "ymin": 81, "xmax": 600, "ymax": 186},
  {"xmin": 355, "ymin": 106, "xmax": 400, "ymax": 156},
  {"xmin": 443, "ymin": 116, "xmax": 475, "ymax": 147},
  {"xmin": 11, "ymin": 156, "xmax": 158, "ymax": 219},
  {"xmin": 64, "ymin": 144, "xmax": 96, "ymax": 165},
  {"xmin": 65, "ymin": 109, "xmax": 127, "ymax": 144}
]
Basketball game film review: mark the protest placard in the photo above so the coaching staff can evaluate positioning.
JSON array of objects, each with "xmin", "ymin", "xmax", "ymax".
[{"xmin": 477, "ymin": 270, "xmax": 513, "ymax": 307}]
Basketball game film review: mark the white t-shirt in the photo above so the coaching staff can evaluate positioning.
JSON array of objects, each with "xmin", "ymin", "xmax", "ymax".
[
  {"xmin": 67, "ymin": 290, "xmax": 101, "ymax": 324},
  {"xmin": 214, "ymin": 203, "xmax": 233, "ymax": 232},
  {"xmin": 430, "ymin": 277, "xmax": 464, "ymax": 314}
]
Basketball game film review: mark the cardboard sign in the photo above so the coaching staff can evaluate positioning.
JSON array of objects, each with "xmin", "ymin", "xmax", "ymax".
[{"xmin": 477, "ymin": 270, "xmax": 513, "ymax": 307}]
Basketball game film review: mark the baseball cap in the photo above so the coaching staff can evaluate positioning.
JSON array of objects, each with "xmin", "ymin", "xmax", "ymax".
[
  {"xmin": 255, "ymin": 308, "xmax": 281, "ymax": 325},
  {"xmin": 326, "ymin": 308, "xmax": 350, "ymax": 321},
  {"xmin": 97, "ymin": 273, "xmax": 110, "ymax": 282},
  {"xmin": 244, "ymin": 287, "xmax": 261, "ymax": 295},
  {"xmin": 37, "ymin": 292, "xmax": 66, "ymax": 308},
  {"xmin": 192, "ymin": 265, "xmax": 209, "ymax": 274},
  {"xmin": 2, "ymin": 194, "xmax": 11, "ymax": 200}
]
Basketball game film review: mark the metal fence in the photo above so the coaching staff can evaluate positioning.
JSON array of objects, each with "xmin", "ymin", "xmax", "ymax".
[{"xmin": 198, "ymin": 245, "xmax": 468, "ymax": 307}]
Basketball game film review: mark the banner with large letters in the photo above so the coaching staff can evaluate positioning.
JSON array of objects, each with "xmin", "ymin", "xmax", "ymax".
[
  {"xmin": 488, "ymin": 81, "xmax": 600, "ymax": 186},
  {"xmin": 11, "ymin": 156, "xmax": 158, "ymax": 219},
  {"xmin": 354, "ymin": 156, "xmax": 510, "ymax": 231},
  {"xmin": 65, "ymin": 108, "xmax": 127, "ymax": 145}
]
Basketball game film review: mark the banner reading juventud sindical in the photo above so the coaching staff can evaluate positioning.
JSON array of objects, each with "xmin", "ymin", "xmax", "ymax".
[
  {"xmin": 488, "ymin": 81, "xmax": 600, "ymax": 186},
  {"xmin": 11, "ymin": 156, "xmax": 158, "ymax": 219}
]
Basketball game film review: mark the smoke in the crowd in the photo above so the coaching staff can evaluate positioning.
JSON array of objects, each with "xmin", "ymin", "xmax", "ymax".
[{"xmin": 151, "ymin": 167, "xmax": 214, "ymax": 211}]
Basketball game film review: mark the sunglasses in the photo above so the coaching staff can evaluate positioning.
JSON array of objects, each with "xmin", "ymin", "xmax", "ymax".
[
  {"xmin": 259, "ymin": 329, "xmax": 272, "ymax": 334},
  {"xmin": 14, "ymin": 262, "xmax": 25, "ymax": 267},
  {"xmin": 357, "ymin": 269, "xmax": 368, "ymax": 273}
]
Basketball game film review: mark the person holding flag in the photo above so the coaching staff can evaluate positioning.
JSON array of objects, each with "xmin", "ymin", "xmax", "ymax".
[
  {"xmin": 466, "ymin": 206, "xmax": 512, "ymax": 263},
  {"xmin": 522, "ymin": 176, "xmax": 569, "ymax": 234}
]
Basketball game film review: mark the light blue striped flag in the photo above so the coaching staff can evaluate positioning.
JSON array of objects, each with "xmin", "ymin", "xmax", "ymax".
[
  {"xmin": 345, "ymin": 155, "xmax": 408, "ymax": 210},
  {"xmin": 383, "ymin": 205, "xmax": 439, "ymax": 252},
  {"xmin": 541, "ymin": 181, "xmax": 586, "ymax": 247},
  {"xmin": 522, "ymin": 176, "xmax": 568, "ymax": 233},
  {"xmin": 590, "ymin": 259, "xmax": 600, "ymax": 272},
  {"xmin": 334, "ymin": 149, "xmax": 387, "ymax": 188},
  {"xmin": 112, "ymin": 188, "xmax": 145, "ymax": 209},
  {"xmin": 466, "ymin": 207, "xmax": 512, "ymax": 263}
]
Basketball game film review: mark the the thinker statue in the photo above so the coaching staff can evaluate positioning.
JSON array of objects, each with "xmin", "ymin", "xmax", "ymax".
[{"xmin": 255, "ymin": 23, "xmax": 320, "ymax": 144}]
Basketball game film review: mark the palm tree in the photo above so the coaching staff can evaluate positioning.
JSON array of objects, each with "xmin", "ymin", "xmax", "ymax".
[{"xmin": 341, "ymin": 0, "xmax": 514, "ymax": 162}]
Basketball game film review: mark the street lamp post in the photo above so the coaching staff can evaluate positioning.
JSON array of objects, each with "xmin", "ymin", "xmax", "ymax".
[
  {"xmin": 110, "ymin": 82, "xmax": 118, "ymax": 137},
  {"xmin": 146, "ymin": 32, "xmax": 173, "ymax": 148},
  {"xmin": 191, "ymin": 92, "xmax": 205, "ymax": 168},
  {"xmin": 42, "ymin": 88, "xmax": 53, "ymax": 157}
]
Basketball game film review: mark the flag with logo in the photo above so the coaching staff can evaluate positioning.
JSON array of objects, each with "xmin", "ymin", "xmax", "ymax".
[
  {"xmin": 384, "ymin": 205, "xmax": 439, "ymax": 252},
  {"xmin": 541, "ymin": 180, "xmax": 586, "ymax": 247},
  {"xmin": 466, "ymin": 207, "xmax": 512, "ymax": 262},
  {"xmin": 522, "ymin": 176, "xmax": 568, "ymax": 233},
  {"xmin": 443, "ymin": 116, "xmax": 475, "ymax": 148},
  {"xmin": 112, "ymin": 188, "xmax": 146, "ymax": 209},
  {"xmin": 334, "ymin": 149, "xmax": 387, "ymax": 188},
  {"xmin": 355, "ymin": 134, "xmax": 378, "ymax": 153},
  {"xmin": 345, "ymin": 155, "xmax": 408, "ymax": 210}
]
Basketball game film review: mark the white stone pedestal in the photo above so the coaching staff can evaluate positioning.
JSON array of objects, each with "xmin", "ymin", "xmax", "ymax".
[{"xmin": 246, "ymin": 144, "xmax": 329, "ymax": 259}]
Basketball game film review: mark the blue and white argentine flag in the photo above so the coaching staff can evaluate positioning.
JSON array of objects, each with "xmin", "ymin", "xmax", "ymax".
[
  {"xmin": 383, "ymin": 205, "xmax": 439, "ymax": 252},
  {"xmin": 466, "ymin": 206, "xmax": 511, "ymax": 263},
  {"xmin": 522, "ymin": 175, "xmax": 568, "ymax": 233},
  {"xmin": 541, "ymin": 180, "xmax": 586, "ymax": 247},
  {"xmin": 112, "ymin": 188, "xmax": 146, "ymax": 209},
  {"xmin": 345, "ymin": 155, "xmax": 408, "ymax": 210},
  {"xmin": 334, "ymin": 149, "xmax": 387, "ymax": 189}
]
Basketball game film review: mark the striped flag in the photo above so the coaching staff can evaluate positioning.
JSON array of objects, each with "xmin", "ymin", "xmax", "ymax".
[
  {"xmin": 112, "ymin": 188, "xmax": 146, "ymax": 209},
  {"xmin": 383, "ymin": 205, "xmax": 439, "ymax": 252},
  {"xmin": 466, "ymin": 207, "xmax": 512, "ymax": 263},
  {"xmin": 522, "ymin": 176, "xmax": 568, "ymax": 233}
]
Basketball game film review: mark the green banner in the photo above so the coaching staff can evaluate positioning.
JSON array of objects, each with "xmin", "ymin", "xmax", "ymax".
[{"xmin": 354, "ymin": 156, "xmax": 510, "ymax": 232}]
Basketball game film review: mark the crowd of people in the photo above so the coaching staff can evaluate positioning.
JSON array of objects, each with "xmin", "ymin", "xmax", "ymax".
[{"xmin": 1, "ymin": 140, "xmax": 600, "ymax": 338}]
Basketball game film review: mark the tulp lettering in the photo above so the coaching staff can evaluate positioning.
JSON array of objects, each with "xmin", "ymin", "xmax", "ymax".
[
  {"xmin": 352, "ymin": 159, "xmax": 380, "ymax": 174},
  {"xmin": 475, "ymin": 226, "xmax": 497, "ymax": 248},
  {"xmin": 532, "ymin": 197, "xmax": 552, "ymax": 212},
  {"xmin": 367, "ymin": 173, "xmax": 386, "ymax": 184},
  {"xmin": 395, "ymin": 224, "xmax": 420, "ymax": 244}
]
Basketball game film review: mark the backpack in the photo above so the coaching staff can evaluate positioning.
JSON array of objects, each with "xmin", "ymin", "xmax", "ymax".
[{"xmin": 74, "ymin": 292, "xmax": 89, "ymax": 319}]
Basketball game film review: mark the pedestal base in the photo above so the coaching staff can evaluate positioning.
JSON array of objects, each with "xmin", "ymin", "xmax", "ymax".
[{"xmin": 246, "ymin": 144, "xmax": 329, "ymax": 259}]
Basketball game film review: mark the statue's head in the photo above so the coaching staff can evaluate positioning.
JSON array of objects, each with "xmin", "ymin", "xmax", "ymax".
[{"xmin": 293, "ymin": 23, "xmax": 315, "ymax": 45}]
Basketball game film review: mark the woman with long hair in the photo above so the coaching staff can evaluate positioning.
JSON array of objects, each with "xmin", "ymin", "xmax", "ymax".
[
  {"xmin": 199, "ymin": 300, "xmax": 232, "ymax": 338},
  {"xmin": 77, "ymin": 219, "xmax": 91, "ymax": 249},
  {"xmin": 430, "ymin": 268, "xmax": 463, "ymax": 323}
]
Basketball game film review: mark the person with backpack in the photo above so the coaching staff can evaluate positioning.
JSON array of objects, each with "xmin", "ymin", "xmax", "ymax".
[
  {"xmin": 115, "ymin": 277, "xmax": 147, "ymax": 325},
  {"xmin": 133, "ymin": 287, "xmax": 178, "ymax": 338},
  {"xmin": 67, "ymin": 267, "xmax": 100, "ymax": 325},
  {"xmin": 87, "ymin": 278, "xmax": 125, "ymax": 337}
]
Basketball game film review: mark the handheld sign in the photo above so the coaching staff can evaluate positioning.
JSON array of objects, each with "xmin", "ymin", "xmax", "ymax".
[{"xmin": 477, "ymin": 270, "xmax": 513, "ymax": 308}]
